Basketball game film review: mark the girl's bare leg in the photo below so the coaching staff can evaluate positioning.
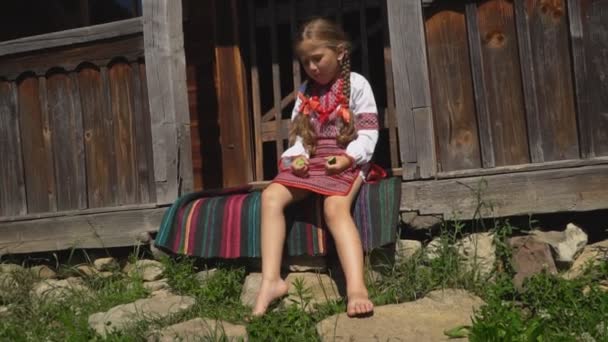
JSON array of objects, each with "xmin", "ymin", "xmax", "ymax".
[
  {"xmin": 323, "ymin": 176, "xmax": 373, "ymax": 317},
  {"xmin": 253, "ymin": 182, "xmax": 309, "ymax": 316}
]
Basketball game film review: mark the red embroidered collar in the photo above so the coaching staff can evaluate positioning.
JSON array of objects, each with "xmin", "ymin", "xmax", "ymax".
[{"xmin": 297, "ymin": 78, "xmax": 350, "ymax": 124}]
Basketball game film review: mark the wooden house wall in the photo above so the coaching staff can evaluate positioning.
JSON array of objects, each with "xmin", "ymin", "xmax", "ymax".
[
  {"xmin": 0, "ymin": 27, "xmax": 155, "ymax": 219},
  {"xmin": 424, "ymin": 0, "xmax": 608, "ymax": 174}
]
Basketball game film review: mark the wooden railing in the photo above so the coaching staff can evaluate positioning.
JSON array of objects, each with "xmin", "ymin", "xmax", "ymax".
[{"xmin": 0, "ymin": 18, "xmax": 155, "ymax": 219}]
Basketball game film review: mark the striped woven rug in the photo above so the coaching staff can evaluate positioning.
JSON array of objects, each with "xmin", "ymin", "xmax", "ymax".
[{"xmin": 154, "ymin": 177, "xmax": 401, "ymax": 258}]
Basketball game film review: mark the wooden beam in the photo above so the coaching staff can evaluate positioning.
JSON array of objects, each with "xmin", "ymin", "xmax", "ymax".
[
  {"xmin": 402, "ymin": 164, "xmax": 608, "ymax": 220},
  {"xmin": 0, "ymin": 208, "xmax": 164, "ymax": 255},
  {"xmin": 387, "ymin": 0, "xmax": 436, "ymax": 180},
  {"xmin": 143, "ymin": 0, "xmax": 194, "ymax": 205},
  {"xmin": 0, "ymin": 18, "xmax": 143, "ymax": 58}
]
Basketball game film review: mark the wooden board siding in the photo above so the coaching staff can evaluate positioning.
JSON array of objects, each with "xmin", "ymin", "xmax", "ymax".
[
  {"xmin": 17, "ymin": 76, "xmax": 56, "ymax": 213},
  {"xmin": 569, "ymin": 0, "xmax": 608, "ymax": 158},
  {"xmin": 475, "ymin": 0, "xmax": 529, "ymax": 167},
  {"xmin": 425, "ymin": 6, "xmax": 481, "ymax": 172},
  {"xmin": 525, "ymin": 0, "xmax": 578, "ymax": 161},
  {"xmin": 0, "ymin": 81, "xmax": 26, "ymax": 216},
  {"xmin": 0, "ymin": 26, "xmax": 154, "ymax": 219},
  {"xmin": 46, "ymin": 72, "xmax": 87, "ymax": 211},
  {"xmin": 78, "ymin": 66, "xmax": 118, "ymax": 208}
]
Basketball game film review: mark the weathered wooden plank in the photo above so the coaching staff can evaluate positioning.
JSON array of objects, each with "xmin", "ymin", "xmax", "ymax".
[
  {"xmin": 78, "ymin": 66, "xmax": 117, "ymax": 208},
  {"xmin": 130, "ymin": 62, "xmax": 152, "ymax": 203},
  {"xmin": 465, "ymin": 3, "xmax": 495, "ymax": 168},
  {"xmin": 413, "ymin": 107, "xmax": 437, "ymax": 178},
  {"xmin": 270, "ymin": 0, "xmax": 284, "ymax": 160},
  {"xmin": 526, "ymin": 0, "xmax": 578, "ymax": 161},
  {"xmin": 476, "ymin": 0, "xmax": 529, "ymax": 167},
  {"xmin": 38, "ymin": 77, "xmax": 58, "ymax": 212},
  {"xmin": 381, "ymin": 0, "xmax": 399, "ymax": 169},
  {"xmin": 17, "ymin": 76, "xmax": 52, "ymax": 213},
  {"xmin": 290, "ymin": 0, "xmax": 302, "ymax": 90},
  {"xmin": 136, "ymin": 62, "xmax": 157, "ymax": 202},
  {"xmin": 570, "ymin": 0, "xmax": 608, "ymax": 158},
  {"xmin": 250, "ymin": 0, "xmax": 264, "ymax": 181},
  {"xmin": 0, "ymin": 18, "xmax": 143, "ymax": 57},
  {"xmin": 386, "ymin": 0, "xmax": 417, "ymax": 170},
  {"xmin": 0, "ymin": 35, "xmax": 144, "ymax": 81},
  {"xmin": 143, "ymin": 0, "xmax": 194, "ymax": 204},
  {"xmin": 0, "ymin": 207, "xmax": 164, "ymax": 255},
  {"xmin": 0, "ymin": 81, "xmax": 27, "ymax": 217},
  {"xmin": 425, "ymin": 6, "xmax": 481, "ymax": 172},
  {"xmin": 109, "ymin": 62, "xmax": 138, "ymax": 205},
  {"xmin": 214, "ymin": 0, "xmax": 254, "ymax": 187},
  {"xmin": 47, "ymin": 72, "xmax": 87, "ymax": 211},
  {"xmin": 437, "ymin": 156, "xmax": 608, "ymax": 179},
  {"xmin": 514, "ymin": 0, "xmax": 543, "ymax": 163},
  {"xmin": 402, "ymin": 164, "xmax": 608, "ymax": 220}
]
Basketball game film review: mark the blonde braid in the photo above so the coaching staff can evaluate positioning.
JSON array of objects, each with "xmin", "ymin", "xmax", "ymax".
[{"xmin": 336, "ymin": 51, "xmax": 356, "ymax": 147}]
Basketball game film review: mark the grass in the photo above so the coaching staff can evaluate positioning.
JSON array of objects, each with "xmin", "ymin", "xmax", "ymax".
[{"xmin": 1, "ymin": 217, "xmax": 607, "ymax": 341}]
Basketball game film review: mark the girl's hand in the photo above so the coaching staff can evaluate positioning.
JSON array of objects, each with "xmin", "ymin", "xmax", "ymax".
[
  {"xmin": 325, "ymin": 155, "xmax": 353, "ymax": 175},
  {"xmin": 291, "ymin": 156, "xmax": 309, "ymax": 177}
]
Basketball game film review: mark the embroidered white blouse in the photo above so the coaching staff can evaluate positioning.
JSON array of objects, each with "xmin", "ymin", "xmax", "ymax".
[{"xmin": 281, "ymin": 72, "xmax": 379, "ymax": 166}]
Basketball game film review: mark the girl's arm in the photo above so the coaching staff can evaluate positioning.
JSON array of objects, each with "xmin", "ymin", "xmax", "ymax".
[{"xmin": 344, "ymin": 74, "xmax": 379, "ymax": 166}]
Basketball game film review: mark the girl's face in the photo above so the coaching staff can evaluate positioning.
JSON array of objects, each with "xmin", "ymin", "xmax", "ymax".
[{"xmin": 297, "ymin": 39, "xmax": 344, "ymax": 85}]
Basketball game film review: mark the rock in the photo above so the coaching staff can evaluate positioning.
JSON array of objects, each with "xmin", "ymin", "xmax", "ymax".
[
  {"xmin": 30, "ymin": 265, "xmax": 57, "ymax": 279},
  {"xmin": 195, "ymin": 269, "xmax": 217, "ymax": 284},
  {"xmin": 149, "ymin": 241, "xmax": 170, "ymax": 260},
  {"xmin": 395, "ymin": 240, "xmax": 422, "ymax": 263},
  {"xmin": 402, "ymin": 213, "xmax": 442, "ymax": 230},
  {"xmin": 240, "ymin": 273, "xmax": 262, "ymax": 308},
  {"xmin": 76, "ymin": 265, "xmax": 99, "ymax": 277},
  {"xmin": 509, "ymin": 236, "xmax": 557, "ymax": 289},
  {"xmin": 143, "ymin": 279, "xmax": 170, "ymax": 292},
  {"xmin": 32, "ymin": 277, "xmax": 91, "ymax": 302},
  {"xmin": 532, "ymin": 223, "xmax": 588, "ymax": 268},
  {"xmin": 458, "ymin": 233, "xmax": 495, "ymax": 276},
  {"xmin": 94, "ymin": 257, "xmax": 119, "ymax": 272},
  {"xmin": 88, "ymin": 291, "xmax": 195, "ymax": 337},
  {"xmin": 317, "ymin": 289, "xmax": 484, "ymax": 341},
  {"xmin": 287, "ymin": 256, "xmax": 327, "ymax": 272},
  {"xmin": 0, "ymin": 306, "xmax": 9, "ymax": 318},
  {"xmin": 149, "ymin": 318, "xmax": 247, "ymax": 342},
  {"xmin": 282, "ymin": 273, "xmax": 340, "ymax": 311},
  {"xmin": 126, "ymin": 260, "xmax": 164, "ymax": 282},
  {"xmin": 0, "ymin": 264, "xmax": 24, "ymax": 274},
  {"xmin": 241, "ymin": 272, "xmax": 340, "ymax": 311},
  {"xmin": 563, "ymin": 240, "xmax": 608, "ymax": 280},
  {"xmin": 424, "ymin": 238, "xmax": 443, "ymax": 260}
]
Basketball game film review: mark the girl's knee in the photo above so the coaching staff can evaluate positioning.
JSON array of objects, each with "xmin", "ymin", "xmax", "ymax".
[
  {"xmin": 323, "ymin": 198, "xmax": 350, "ymax": 224},
  {"xmin": 261, "ymin": 185, "xmax": 289, "ymax": 211}
]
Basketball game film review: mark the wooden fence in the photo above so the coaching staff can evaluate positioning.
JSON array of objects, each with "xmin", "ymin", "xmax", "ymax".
[{"xmin": 0, "ymin": 18, "xmax": 155, "ymax": 220}]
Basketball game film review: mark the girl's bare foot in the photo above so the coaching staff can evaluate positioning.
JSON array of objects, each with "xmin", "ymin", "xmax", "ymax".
[
  {"xmin": 252, "ymin": 278, "xmax": 289, "ymax": 316},
  {"xmin": 347, "ymin": 291, "xmax": 374, "ymax": 317}
]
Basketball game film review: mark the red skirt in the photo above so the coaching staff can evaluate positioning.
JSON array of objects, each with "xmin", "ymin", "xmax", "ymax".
[{"xmin": 273, "ymin": 138, "xmax": 360, "ymax": 196}]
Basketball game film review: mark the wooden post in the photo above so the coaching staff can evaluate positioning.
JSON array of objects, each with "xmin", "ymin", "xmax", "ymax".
[
  {"xmin": 213, "ymin": 0, "xmax": 254, "ymax": 187},
  {"xmin": 387, "ymin": 0, "xmax": 436, "ymax": 179},
  {"xmin": 143, "ymin": 0, "xmax": 194, "ymax": 205}
]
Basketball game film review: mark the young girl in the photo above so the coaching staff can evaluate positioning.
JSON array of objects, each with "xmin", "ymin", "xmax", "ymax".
[{"xmin": 253, "ymin": 18, "xmax": 379, "ymax": 317}]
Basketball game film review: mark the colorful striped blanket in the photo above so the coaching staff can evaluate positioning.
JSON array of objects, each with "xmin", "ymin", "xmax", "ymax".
[{"xmin": 154, "ymin": 177, "xmax": 401, "ymax": 258}]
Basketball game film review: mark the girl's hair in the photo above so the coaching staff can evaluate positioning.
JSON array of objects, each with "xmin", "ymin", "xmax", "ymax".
[{"xmin": 289, "ymin": 18, "xmax": 356, "ymax": 155}]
